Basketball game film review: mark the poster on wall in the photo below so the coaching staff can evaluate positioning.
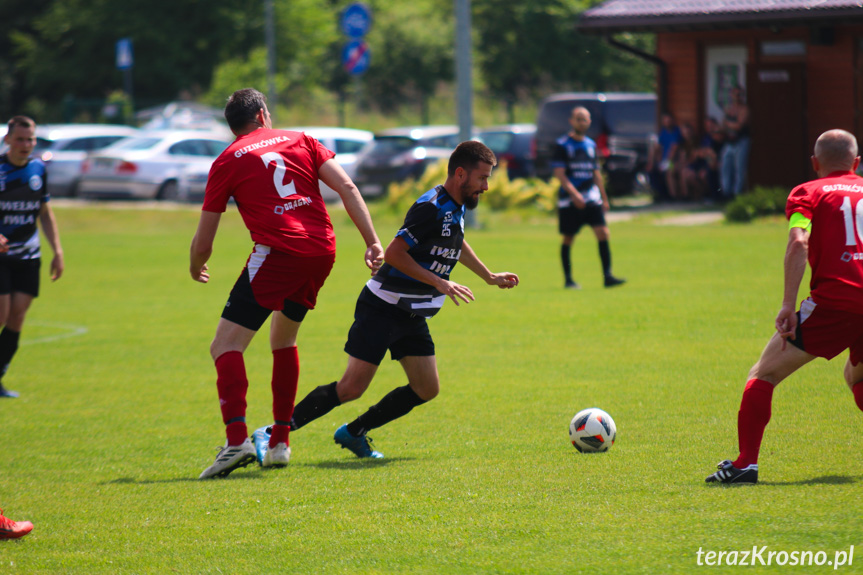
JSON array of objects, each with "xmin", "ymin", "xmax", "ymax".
[{"xmin": 705, "ymin": 46, "xmax": 747, "ymax": 122}]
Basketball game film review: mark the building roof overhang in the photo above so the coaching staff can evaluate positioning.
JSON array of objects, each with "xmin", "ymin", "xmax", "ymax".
[{"xmin": 578, "ymin": 1, "xmax": 863, "ymax": 34}]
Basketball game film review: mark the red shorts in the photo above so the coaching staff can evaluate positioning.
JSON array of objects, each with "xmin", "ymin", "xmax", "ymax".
[
  {"xmin": 792, "ymin": 297, "xmax": 863, "ymax": 365},
  {"xmin": 247, "ymin": 245, "xmax": 335, "ymax": 311}
]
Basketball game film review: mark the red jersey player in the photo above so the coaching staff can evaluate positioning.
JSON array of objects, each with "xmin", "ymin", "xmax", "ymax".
[
  {"xmin": 190, "ymin": 88, "xmax": 382, "ymax": 479},
  {"xmin": 707, "ymin": 129, "xmax": 863, "ymax": 484}
]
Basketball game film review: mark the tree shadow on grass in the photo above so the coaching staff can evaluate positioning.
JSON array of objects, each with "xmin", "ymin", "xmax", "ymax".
[
  {"xmin": 100, "ymin": 457, "xmax": 411, "ymax": 485},
  {"xmin": 760, "ymin": 474, "xmax": 862, "ymax": 486},
  {"xmin": 303, "ymin": 456, "xmax": 412, "ymax": 470}
]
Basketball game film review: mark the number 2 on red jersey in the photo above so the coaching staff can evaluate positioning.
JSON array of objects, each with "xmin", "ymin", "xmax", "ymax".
[{"xmin": 261, "ymin": 152, "xmax": 297, "ymax": 198}]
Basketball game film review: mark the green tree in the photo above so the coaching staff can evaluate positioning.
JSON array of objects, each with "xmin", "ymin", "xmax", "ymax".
[
  {"xmin": 205, "ymin": 0, "xmax": 340, "ymax": 113},
  {"xmin": 9, "ymin": 0, "xmax": 260, "ymax": 120},
  {"xmin": 360, "ymin": 0, "xmax": 454, "ymax": 122},
  {"xmin": 474, "ymin": 0, "xmax": 654, "ymax": 121},
  {"xmin": 0, "ymin": 0, "xmax": 52, "ymax": 119}
]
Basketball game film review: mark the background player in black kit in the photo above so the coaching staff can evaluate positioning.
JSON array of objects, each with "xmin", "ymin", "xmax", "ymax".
[
  {"xmin": 287, "ymin": 141, "xmax": 519, "ymax": 458},
  {"xmin": 0, "ymin": 116, "xmax": 64, "ymax": 398},
  {"xmin": 552, "ymin": 107, "xmax": 625, "ymax": 289}
]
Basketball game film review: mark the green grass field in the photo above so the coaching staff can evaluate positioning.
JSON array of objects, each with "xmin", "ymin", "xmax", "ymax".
[{"xmin": 1, "ymin": 202, "xmax": 861, "ymax": 574}]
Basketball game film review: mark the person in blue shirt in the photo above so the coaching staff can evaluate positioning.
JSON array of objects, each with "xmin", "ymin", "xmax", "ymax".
[
  {"xmin": 285, "ymin": 141, "xmax": 519, "ymax": 458},
  {"xmin": 0, "ymin": 116, "xmax": 64, "ymax": 398},
  {"xmin": 552, "ymin": 106, "xmax": 625, "ymax": 290}
]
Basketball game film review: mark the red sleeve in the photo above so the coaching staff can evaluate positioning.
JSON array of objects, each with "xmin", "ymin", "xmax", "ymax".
[
  {"xmin": 304, "ymin": 133, "xmax": 336, "ymax": 171},
  {"xmin": 201, "ymin": 154, "xmax": 233, "ymax": 213},
  {"xmin": 785, "ymin": 183, "xmax": 813, "ymax": 221}
]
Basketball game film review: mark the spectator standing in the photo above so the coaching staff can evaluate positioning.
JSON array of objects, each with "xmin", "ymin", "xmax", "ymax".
[
  {"xmin": 0, "ymin": 116, "xmax": 65, "ymax": 398},
  {"xmin": 720, "ymin": 85, "xmax": 750, "ymax": 198},
  {"xmin": 190, "ymin": 88, "xmax": 382, "ymax": 478},
  {"xmin": 646, "ymin": 112, "xmax": 682, "ymax": 201},
  {"xmin": 706, "ymin": 129, "xmax": 863, "ymax": 484}
]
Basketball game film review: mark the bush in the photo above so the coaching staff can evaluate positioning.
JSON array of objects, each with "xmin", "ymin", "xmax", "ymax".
[
  {"xmin": 385, "ymin": 159, "xmax": 558, "ymax": 214},
  {"xmin": 724, "ymin": 186, "xmax": 789, "ymax": 223}
]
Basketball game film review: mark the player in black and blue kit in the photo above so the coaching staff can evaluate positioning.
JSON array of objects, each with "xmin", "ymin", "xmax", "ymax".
[
  {"xmin": 0, "ymin": 116, "xmax": 65, "ymax": 398},
  {"xmin": 552, "ymin": 106, "xmax": 625, "ymax": 289},
  {"xmin": 287, "ymin": 141, "xmax": 519, "ymax": 458}
]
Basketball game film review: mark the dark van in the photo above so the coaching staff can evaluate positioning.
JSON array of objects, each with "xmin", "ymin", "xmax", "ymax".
[{"xmin": 535, "ymin": 92, "xmax": 656, "ymax": 196}]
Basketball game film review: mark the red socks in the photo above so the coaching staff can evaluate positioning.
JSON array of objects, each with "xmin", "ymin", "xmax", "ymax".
[
  {"xmin": 853, "ymin": 381, "xmax": 863, "ymax": 412},
  {"xmin": 733, "ymin": 378, "xmax": 775, "ymax": 468},
  {"xmin": 270, "ymin": 346, "xmax": 299, "ymax": 447},
  {"xmin": 215, "ymin": 351, "xmax": 249, "ymax": 445},
  {"xmin": 215, "ymin": 347, "xmax": 301, "ymax": 447}
]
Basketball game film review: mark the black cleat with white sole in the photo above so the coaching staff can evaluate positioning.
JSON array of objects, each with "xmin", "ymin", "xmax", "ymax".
[{"xmin": 705, "ymin": 459, "xmax": 758, "ymax": 484}]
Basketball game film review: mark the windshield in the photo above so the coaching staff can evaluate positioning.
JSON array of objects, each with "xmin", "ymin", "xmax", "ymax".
[
  {"xmin": 110, "ymin": 138, "xmax": 162, "ymax": 151},
  {"xmin": 368, "ymin": 137, "xmax": 417, "ymax": 155}
]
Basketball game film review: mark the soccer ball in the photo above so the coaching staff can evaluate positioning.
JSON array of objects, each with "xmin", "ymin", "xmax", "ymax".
[{"xmin": 569, "ymin": 408, "xmax": 616, "ymax": 453}]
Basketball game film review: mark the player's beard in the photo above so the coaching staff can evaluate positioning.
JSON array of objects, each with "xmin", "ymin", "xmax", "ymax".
[{"xmin": 461, "ymin": 182, "xmax": 480, "ymax": 210}]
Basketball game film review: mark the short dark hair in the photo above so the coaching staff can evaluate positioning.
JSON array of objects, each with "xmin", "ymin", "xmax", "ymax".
[
  {"xmin": 6, "ymin": 116, "xmax": 35, "ymax": 137},
  {"xmin": 224, "ymin": 88, "xmax": 267, "ymax": 133},
  {"xmin": 447, "ymin": 140, "xmax": 496, "ymax": 176}
]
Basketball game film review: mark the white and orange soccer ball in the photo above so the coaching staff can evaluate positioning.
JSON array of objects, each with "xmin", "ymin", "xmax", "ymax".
[{"xmin": 569, "ymin": 408, "xmax": 617, "ymax": 453}]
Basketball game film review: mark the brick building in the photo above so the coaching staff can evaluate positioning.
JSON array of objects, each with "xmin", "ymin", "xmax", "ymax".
[{"xmin": 579, "ymin": 0, "xmax": 863, "ymax": 189}]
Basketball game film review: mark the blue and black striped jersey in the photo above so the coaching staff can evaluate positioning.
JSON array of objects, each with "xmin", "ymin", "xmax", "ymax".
[
  {"xmin": 551, "ymin": 135, "xmax": 602, "ymax": 207},
  {"xmin": 0, "ymin": 155, "xmax": 48, "ymax": 260},
  {"xmin": 366, "ymin": 185, "xmax": 465, "ymax": 317}
]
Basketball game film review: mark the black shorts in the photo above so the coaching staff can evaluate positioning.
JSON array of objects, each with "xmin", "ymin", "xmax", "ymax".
[
  {"xmin": 558, "ymin": 203, "xmax": 606, "ymax": 236},
  {"xmin": 344, "ymin": 287, "xmax": 435, "ymax": 365},
  {"xmin": 0, "ymin": 258, "xmax": 40, "ymax": 297},
  {"xmin": 221, "ymin": 267, "xmax": 309, "ymax": 331}
]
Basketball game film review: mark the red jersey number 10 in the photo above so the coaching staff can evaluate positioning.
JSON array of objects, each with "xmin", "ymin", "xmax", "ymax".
[{"xmin": 839, "ymin": 196, "xmax": 863, "ymax": 246}]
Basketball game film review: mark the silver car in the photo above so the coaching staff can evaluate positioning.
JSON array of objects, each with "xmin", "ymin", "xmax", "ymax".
[
  {"xmin": 353, "ymin": 126, "xmax": 471, "ymax": 198},
  {"xmin": 285, "ymin": 127, "xmax": 374, "ymax": 201},
  {"xmin": 32, "ymin": 124, "xmax": 140, "ymax": 197},
  {"xmin": 78, "ymin": 131, "xmax": 230, "ymax": 200}
]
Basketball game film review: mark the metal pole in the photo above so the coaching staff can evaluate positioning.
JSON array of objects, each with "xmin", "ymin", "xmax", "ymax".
[
  {"xmin": 265, "ymin": 0, "xmax": 277, "ymax": 119},
  {"xmin": 455, "ymin": 0, "xmax": 478, "ymax": 226},
  {"xmin": 455, "ymin": 0, "xmax": 472, "ymax": 144}
]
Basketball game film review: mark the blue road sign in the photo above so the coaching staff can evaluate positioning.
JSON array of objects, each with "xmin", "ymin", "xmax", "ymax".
[
  {"xmin": 116, "ymin": 38, "xmax": 133, "ymax": 70},
  {"xmin": 341, "ymin": 3, "xmax": 372, "ymax": 38},
  {"xmin": 342, "ymin": 40, "xmax": 371, "ymax": 76}
]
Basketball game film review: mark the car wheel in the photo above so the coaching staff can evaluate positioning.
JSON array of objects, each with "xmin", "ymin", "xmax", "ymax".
[
  {"xmin": 157, "ymin": 180, "xmax": 179, "ymax": 200},
  {"xmin": 68, "ymin": 180, "xmax": 80, "ymax": 198}
]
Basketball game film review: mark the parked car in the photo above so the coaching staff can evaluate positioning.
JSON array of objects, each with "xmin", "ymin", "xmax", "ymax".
[
  {"xmin": 78, "ymin": 131, "xmax": 230, "ymax": 200},
  {"xmin": 28, "ymin": 124, "xmax": 140, "ymax": 197},
  {"xmin": 478, "ymin": 124, "xmax": 536, "ymax": 179},
  {"xmin": 353, "ymin": 125, "xmax": 471, "ymax": 197},
  {"xmin": 286, "ymin": 127, "xmax": 374, "ymax": 201},
  {"xmin": 535, "ymin": 92, "xmax": 656, "ymax": 196}
]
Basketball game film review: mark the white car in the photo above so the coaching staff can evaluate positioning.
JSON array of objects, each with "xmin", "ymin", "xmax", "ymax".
[
  {"xmin": 284, "ymin": 127, "xmax": 374, "ymax": 201},
  {"xmin": 31, "ymin": 124, "xmax": 140, "ymax": 197},
  {"xmin": 78, "ymin": 130, "xmax": 231, "ymax": 200}
]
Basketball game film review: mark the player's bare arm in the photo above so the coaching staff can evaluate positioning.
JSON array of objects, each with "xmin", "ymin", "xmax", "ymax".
[
  {"xmin": 458, "ymin": 239, "xmax": 519, "ymax": 289},
  {"xmin": 190, "ymin": 211, "xmax": 222, "ymax": 283},
  {"xmin": 384, "ymin": 236, "xmax": 474, "ymax": 305},
  {"xmin": 595, "ymin": 169, "xmax": 610, "ymax": 212},
  {"xmin": 776, "ymin": 226, "xmax": 809, "ymax": 347},
  {"xmin": 553, "ymin": 166, "xmax": 586, "ymax": 209},
  {"xmin": 38, "ymin": 203, "xmax": 64, "ymax": 281},
  {"xmin": 319, "ymin": 159, "xmax": 384, "ymax": 274}
]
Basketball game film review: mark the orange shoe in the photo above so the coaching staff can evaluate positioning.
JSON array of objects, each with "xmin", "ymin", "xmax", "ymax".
[{"xmin": 0, "ymin": 509, "xmax": 33, "ymax": 539}]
